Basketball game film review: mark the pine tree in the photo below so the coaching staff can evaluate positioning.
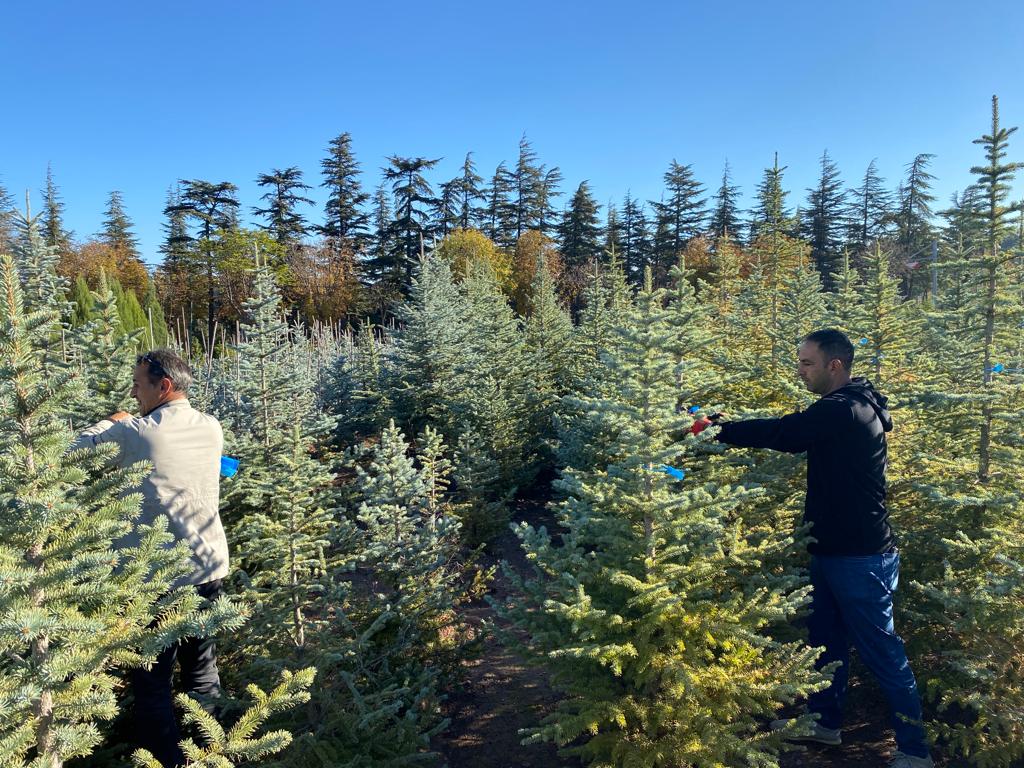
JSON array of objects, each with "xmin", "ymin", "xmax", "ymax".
[
  {"xmin": 971, "ymin": 94, "xmax": 1023, "ymax": 481},
  {"xmin": 354, "ymin": 420, "xmax": 468, "ymax": 683},
  {"xmin": 483, "ymin": 161, "xmax": 516, "ymax": 248},
  {"xmin": 619, "ymin": 192, "xmax": 652, "ymax": 285},
  {"xmin": 455, "ymin": 152, "xmax": 485, "ymax": 230},
  {"xmin": 537, "ymin": 166, "xmax": 564, "ymax": 237},
  {"xmin": 131, "ymin": 669, "xmax": 315, "ymax": 768},
  {"xmin": 451, "ymin": 259, "xmax": 533, "ymax": 491},
  {"xmin": 802, "ymin": 150, "xmax": 847, "ymax": 287},
  {"xmin": 513, "ymin": 134, "xmax": 544, "ymax": 239},
  {"xmin": 895, "ymin": 153, "xmax": 937, "ymax": 276},
  {"xmin": 169, "ymin": 179, "xmax": 241, "ymax": 344},
  {"xmin": 319, "ymin": 132, "xmax": 370, "ymax": 252},
  {"xmin": 0, "ymin": 247, "xmax": 244, "ymax": 767},
  {"xmin": 367, "ymin": 182, "xmax": 398, "ymax": 287},
  {"xmin": 749, "ymin": 153, "xmax": 791, "ymax": 242},
  {"xmin": 847, "ymin": 159, "xmax": 893, "ymax": 255},
  {"xmin": 41, "ymin": 163, "xmax": 72, "ymax": 255},
  {"xmin": 383, "ymin": 155, "xmax": 440, "ymax": 289},
  {"xmin": 159, "ymin": 184, "xmax": 190, "ymax": 271},
  {"xmin": 558, "ymin": 181, "xmax": 603, "ymax": 270},
  {"xmin": 388, "ymin": 253, "xmax": 468, "ymax": 437},
  {"xmin": 709, "ymin": 159, "xmax": 743, "ymax": 240},
  {"xmin": 254, "ymin": 167, "xmax": 314, "ymax": 247},
  {"xmin": 0, "ymin": 178, "xmax": 14, "ymax": 254},
  {"xmin": 500, "ymin": 269, "xmax": 827, "ymax": 766},
  {"xmin": 523, "ymin": 248, "xmax": 574, "ymax": 467},
  {"xmin": 651, "ymin": 160, "xmax": 707, "ymax": 257},
  {"xmin": 100, "ymin": 190, "xmax": 141, "ymax": 261},
  {"xmin": 898, "ymin": 98, "xmax": 1024, "ymax": 765},
  {"xmin": 431, "ymin": 177, "xmax": 461, "ymax": 239}
]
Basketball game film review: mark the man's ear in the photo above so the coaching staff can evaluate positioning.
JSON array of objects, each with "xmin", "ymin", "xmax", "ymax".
[{"xmin": 160, "ymin": 377, "xmax": 174, "ymax": 397}]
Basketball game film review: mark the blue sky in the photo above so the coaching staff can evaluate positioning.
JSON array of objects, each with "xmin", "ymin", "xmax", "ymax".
[{"xmin": 2, "ymin": 1, "xmax": 1022, "ymax": 265}]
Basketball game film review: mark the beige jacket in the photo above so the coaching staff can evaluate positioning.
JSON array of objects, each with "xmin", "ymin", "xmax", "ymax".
[{"xmin": 74, "ymin": 399, "xmax": 229, "ymax": 586}]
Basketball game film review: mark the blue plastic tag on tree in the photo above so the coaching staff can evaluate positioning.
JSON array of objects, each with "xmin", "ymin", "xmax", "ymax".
[
  {"xmin": 687, "ymin": 405, "xmax": 701, "ymax": 414},
  {"xmin": 220, "ymin": 456, "xmax": 240, "ymax": 477},
  {"xmin": 657, "ymin": 464, "xmax": 686, "ymax": 480},
  {"xmin": 991, "ymin": 363, "xmax": 1005, "ymax": 374},
  {"xmin": 859, "ymin": 337, "xmax": 869, "ymax": 345}
]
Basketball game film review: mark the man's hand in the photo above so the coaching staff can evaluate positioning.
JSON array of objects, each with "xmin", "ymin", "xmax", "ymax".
[
  {"xmin": 109, "ymin": 411, "xmax": 133, "ymax": 422},
  {"xmin": 690, "ymin": 412, "xmax": 727, "ymax": 436}
]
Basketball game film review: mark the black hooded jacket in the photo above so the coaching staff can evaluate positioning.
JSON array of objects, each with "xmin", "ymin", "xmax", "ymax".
[{"xmin": 716, "ymin": 378, "xmax": 895, "ymax": 556}]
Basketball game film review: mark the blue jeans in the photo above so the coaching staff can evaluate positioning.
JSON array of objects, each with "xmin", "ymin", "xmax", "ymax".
[{"xmin": 806, "ymin": 552, "xmax": 929, "ymax": 758}]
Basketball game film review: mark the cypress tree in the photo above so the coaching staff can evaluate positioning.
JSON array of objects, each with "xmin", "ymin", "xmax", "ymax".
[
  {"xmin": 141, "ymin": 280, "xmax": 169, "ymax": 348},
  {"xmin": 70, "ymin": 274, "xmax": 95, "ymax": 327},
  {"xmin": 68, "ymin": 270, "xmax": 141, "ymax": 426}
]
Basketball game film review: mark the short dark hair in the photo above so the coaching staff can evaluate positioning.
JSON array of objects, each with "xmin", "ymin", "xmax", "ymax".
[
  {"xmin": 136, "ymin": 349, "xmax": 193, "ymax": 394},
  {"xmin": 802, "ymin": 328, "xmax": 854, "ymax": 371}
]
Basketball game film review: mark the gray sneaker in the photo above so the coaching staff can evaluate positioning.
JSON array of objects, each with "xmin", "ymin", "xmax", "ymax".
[
  {"xmin": 769, "ymin": 717, "xmax": 842, "ymax": 746},
  {"xmin": 888, "ymin": 751, "xmax": 934, "ymax": 767}
]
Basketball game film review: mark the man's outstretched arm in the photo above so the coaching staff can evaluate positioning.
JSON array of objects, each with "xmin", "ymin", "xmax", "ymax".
[{"xmin": 714, "ymin": 401, "xmax": 845, "ymax": 454}]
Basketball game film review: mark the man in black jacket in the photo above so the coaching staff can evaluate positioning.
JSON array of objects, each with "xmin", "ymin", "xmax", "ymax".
[{"xmin": 710, "ymin": 329, "xmax": 932, "ymax": 767}]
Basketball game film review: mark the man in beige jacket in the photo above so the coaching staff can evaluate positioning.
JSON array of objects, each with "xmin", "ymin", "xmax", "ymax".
[{"xmin": 75, "ymin": 349, "xmax": 228, "ymax": 768}]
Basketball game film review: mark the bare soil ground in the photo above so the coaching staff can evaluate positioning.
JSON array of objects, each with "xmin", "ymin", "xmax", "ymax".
[{"xmin": 434, "ymin": 495, "xmax": 965, "ymax": 768}]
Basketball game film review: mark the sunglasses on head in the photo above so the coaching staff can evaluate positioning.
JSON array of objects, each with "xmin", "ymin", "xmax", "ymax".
[{"xmin": 140, "ymin": 354, "xmax": 168, "ymax": 379}]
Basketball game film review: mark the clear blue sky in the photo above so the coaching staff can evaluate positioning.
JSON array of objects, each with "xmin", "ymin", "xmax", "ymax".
[{"xmin": 2, "ymin": 0, "xmax": 1022, "ymax": 265}]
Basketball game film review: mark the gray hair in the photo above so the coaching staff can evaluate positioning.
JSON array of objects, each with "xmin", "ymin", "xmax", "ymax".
[{"xmin": 136, "ymin": 349, "xmax": 193, "ymax": 395}]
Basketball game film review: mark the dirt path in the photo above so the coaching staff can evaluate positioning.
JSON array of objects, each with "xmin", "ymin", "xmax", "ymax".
[{"xmin": 435, "ymin": 497, "xmax": 958, "ymax": 768}]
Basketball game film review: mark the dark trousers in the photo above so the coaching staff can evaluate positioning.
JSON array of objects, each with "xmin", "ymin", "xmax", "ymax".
[
  {"xmin": 806, "ymin": 552, "xmax": 929, "ymax": 758},
  {"xmin": 132, "ymin": 579, "xmax": 223, "ymax": 768}
]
